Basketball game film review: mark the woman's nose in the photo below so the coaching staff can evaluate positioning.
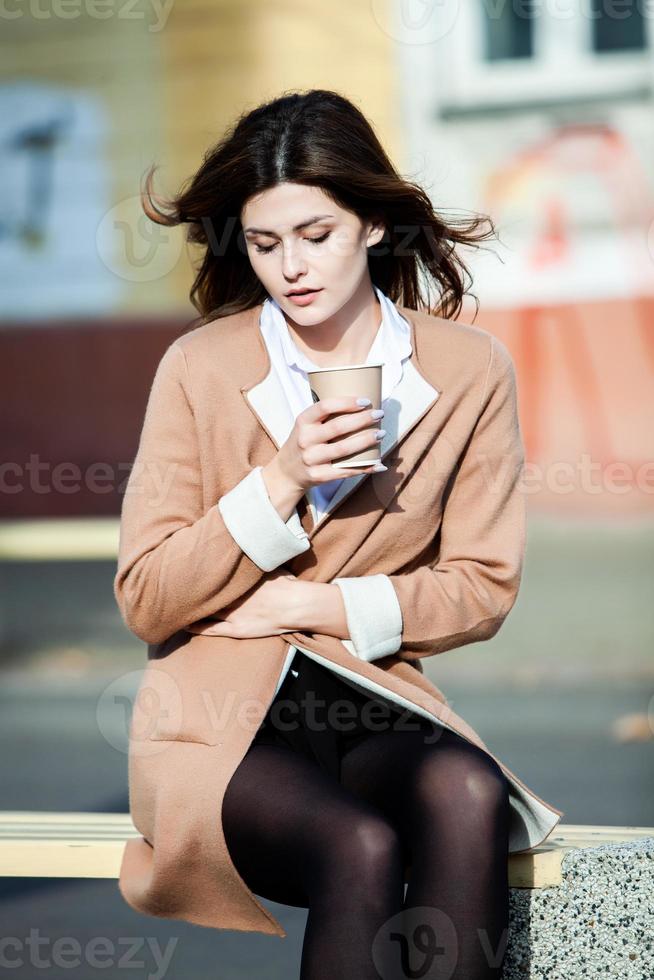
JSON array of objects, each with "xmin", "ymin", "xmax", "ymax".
[{"xmin": 281, "ymin": 245, "xmax": 307, "ymax": 278}]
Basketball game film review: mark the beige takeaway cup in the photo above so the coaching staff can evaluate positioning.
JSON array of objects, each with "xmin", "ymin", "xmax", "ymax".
[{"xmin": 306, "ymin": 361, "xmax": 383, "ymax": 468}]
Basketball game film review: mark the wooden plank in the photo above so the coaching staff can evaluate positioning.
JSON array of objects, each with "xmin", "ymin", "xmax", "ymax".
[
  {"xmin": 0, "ymin": 814, "xmax": 651, "ymax": 886},
  {"xmin": 0, "ymin": 841, "xmax": 132, "ymax": 879},
  {"xmin": 0, "ymin": 812, "xmax": 136, "ymax": 826},
  {"xmin": 0, "ymin": 813, "xmax": 141, "ymax": 879},
  {"xmin": 0, "ymin": 519, "xmax": 119, "ymax": 559},
  {"xmin": 509, "ymin": 824, "xmax": 654, "ymax": 888}
]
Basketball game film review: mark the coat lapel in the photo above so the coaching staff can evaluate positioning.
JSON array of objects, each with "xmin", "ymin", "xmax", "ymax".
[{"xmin": 240, "ymin": 302, "xmax": 441, "ymax": 537}]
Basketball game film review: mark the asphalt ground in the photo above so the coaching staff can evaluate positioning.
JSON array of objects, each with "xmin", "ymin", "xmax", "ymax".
[{"xmin": 0, "ymin": 516, "xmax": 652, "ymax": 978}]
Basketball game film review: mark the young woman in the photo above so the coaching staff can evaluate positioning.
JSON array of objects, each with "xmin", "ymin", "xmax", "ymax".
[{"xmin": 115, "ymin": 89, "xmax": 563, "ymax": 980}]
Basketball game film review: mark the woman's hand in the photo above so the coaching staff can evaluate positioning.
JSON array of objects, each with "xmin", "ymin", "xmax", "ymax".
[
  {"xmin": 186, "ymin": 569, "xmax": 302, "ymax": 639},
  {"xmin": 276, "ymin": 395, "xmax": 386, "ymax": 490},
  {"xmin": 185, "ymin": 572, "xmax": 351, "ymax": 642}
]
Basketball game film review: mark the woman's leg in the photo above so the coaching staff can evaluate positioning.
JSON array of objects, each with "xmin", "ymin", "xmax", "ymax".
[
  {"xmin": 339, "ymin": 721, "xmax": 511, "ymax": 980},
  {"xmin": 222, "ymin": 741, "xmax": 406, "ymax": 980}
]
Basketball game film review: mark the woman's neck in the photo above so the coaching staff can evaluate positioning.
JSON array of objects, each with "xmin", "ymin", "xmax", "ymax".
[{"xmin": 283, "ymin": 286, "xmax": 382, "ymax": 367}]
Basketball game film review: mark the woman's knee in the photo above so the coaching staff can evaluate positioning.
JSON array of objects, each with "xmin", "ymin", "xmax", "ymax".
[
  {"xmin": 319, "ymin": 809, "xmax": 404, "ymax": 885},
  {"xmin": 413, "ymin": 739, "xmax": 510, "ymax": 819},
  {"xmin": 466, "ymin": 757, "xmax": 510, "ymax": 818}
]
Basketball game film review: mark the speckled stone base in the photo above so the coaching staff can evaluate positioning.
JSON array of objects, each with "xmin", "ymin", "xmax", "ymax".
[{"xmin": 504, "ymin": 837, "xmax": 653, "ymax": 979}]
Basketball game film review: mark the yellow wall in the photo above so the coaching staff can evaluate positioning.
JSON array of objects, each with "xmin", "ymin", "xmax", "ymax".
[{"xmin": 2, "ymin": 0, "xmax": 401, "ymax": 316}]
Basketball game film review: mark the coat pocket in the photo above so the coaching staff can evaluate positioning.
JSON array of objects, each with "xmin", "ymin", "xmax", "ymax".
[
  {"xmin": 184, "ymin": 618, "xmax": 227, "ymax": 637},
  {"xmin": 145, "ymin": 723, "xmax": 222, "ymax": 746},
  {"xmin": 130, "ymin": 661, "xmax": 224, "ymax": 746}
]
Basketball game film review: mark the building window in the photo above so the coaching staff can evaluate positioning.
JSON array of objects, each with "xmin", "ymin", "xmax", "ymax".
[
  {"xmin": 482, "ymin": 0, "xmax": 535, "ymax": 61},
  {"xmin": 590, "ymin": 0, "xmax": 645, "ymax": 53},
  {"xmin": 437, "ymin": 1, "xmax": 650, "ymax": 114}
]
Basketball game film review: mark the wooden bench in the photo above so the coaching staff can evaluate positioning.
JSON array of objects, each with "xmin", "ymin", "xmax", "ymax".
[
  {"xmin": 2, "ymin": 814, "xmax": 652, "ymax": 978},
  {"xmin": 0, "ymin": 812, "xmax": 650, "ymax": 886}
]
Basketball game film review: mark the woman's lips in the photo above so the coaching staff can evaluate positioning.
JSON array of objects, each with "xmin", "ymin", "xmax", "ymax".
[{"xmin": 286, "ymin": 288, "xmax": 322, "ymax": 306}]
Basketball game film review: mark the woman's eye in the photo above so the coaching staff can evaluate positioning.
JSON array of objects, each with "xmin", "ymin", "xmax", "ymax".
[{"xmin": 254, "ymin": 232, "xmax": 330, "ymax": 255}]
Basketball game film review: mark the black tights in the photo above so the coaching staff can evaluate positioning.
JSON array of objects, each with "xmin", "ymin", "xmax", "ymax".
[{"xmin": 222, "ymin": 720, "xmax": 511, "ymax": 980}]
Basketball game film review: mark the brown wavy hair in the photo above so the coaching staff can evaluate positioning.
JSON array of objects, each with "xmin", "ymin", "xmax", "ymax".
[{"xmin": 141, "ymin": 88, "xmax": 498, "ymax": 332}]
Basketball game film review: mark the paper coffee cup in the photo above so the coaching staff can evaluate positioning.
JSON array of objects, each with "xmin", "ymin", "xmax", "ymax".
[{"xmin": 306, "ymin": 362, "xmax": 383, "ymax": 468}]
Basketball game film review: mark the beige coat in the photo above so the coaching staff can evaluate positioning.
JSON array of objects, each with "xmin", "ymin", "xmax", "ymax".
[{"xmin": 114, "ymin": 301, "xmax": 564, "ymax": 937}]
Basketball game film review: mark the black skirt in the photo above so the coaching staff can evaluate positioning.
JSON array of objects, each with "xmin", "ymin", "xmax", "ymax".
[{"xmin": 246, "ymin": 650, "xmax": 434, "ymax": 782}]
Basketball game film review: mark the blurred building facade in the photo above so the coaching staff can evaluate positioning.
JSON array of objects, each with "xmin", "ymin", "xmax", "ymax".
[
  {"xmin": 2, "ymin": 1, "xmax": 653, "ymax": 519},
  {"xmin": 397, "ymin": 2, "xmax": 654, "ymax": 517},
  {"xmin": 1, "ymin": 0, "xmax": 400, "ymax": 517}
]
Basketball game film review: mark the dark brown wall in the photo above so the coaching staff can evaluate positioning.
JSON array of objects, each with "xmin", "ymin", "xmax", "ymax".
[{"xmin": 1, "ymin": 317, "xmax": 188, "ymax": 518}]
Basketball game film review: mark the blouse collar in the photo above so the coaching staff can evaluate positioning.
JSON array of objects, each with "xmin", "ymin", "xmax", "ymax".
[{"xmin": 261, "ymin": 284, "xmax": 413, "ymax": 402}]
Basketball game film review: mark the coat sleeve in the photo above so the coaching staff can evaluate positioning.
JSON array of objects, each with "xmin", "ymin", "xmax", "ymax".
[
  {"xmin": 113, "ymin": 341, "xmax": 310, "ymax": 645},
  {"xmin": 331, "ymin": 574, "xmax": 403, "ymax": 662},
  {"xmin": 342, "ymin": 334, "xmax": 526, "ymax": 662}
]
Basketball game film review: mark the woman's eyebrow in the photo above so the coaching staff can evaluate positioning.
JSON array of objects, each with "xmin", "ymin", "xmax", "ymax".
[{"xmin": 243, "ymin": 214, "xmax": 334, "ymax": 235}]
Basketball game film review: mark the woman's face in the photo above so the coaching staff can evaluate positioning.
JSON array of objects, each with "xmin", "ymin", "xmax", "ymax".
[{"xmin": 241, "ymin": 182, "xmax": 384, "ymax": 323}]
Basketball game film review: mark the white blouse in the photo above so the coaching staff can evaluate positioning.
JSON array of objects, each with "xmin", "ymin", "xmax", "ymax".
[{"xmin": 259, "ymin": 284, "xmax": 413, "ymax": 524}]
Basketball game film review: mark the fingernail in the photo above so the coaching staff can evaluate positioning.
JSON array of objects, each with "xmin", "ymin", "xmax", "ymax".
[{"xmin": 356, "ymin": 397, "xmax": 372, "ymax": 406}]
